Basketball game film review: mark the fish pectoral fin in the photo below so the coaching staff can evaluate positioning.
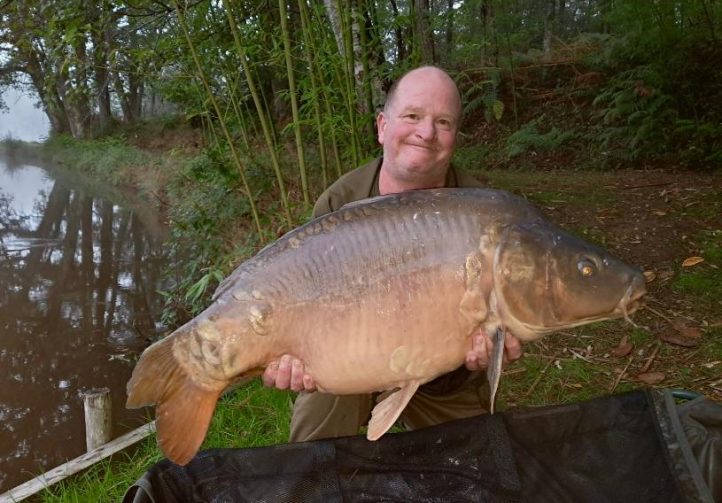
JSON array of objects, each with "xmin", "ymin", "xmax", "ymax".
[
  {"xmin": 126, "ymin": 337, "xmax": 223, "ymax": 466},
  {"xmin": 367, "ymin": 381, "xmax": 421, "ymax": 441},
  {"xmin": 486, "ymin": 327, "xmax": 506, "ymax": 414}
]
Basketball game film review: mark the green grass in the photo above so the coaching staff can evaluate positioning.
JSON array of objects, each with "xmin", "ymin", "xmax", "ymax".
[
  {"xmin": 38, "ymin": 382, "xmax": 293, "ymax": 502},
  {"xmin": 44, "ymin": 135, "xmax": 155, "ymax": 183},
  {"xmin": 672, "ymin": 230, "xmax": 722, "ymax": 310}
]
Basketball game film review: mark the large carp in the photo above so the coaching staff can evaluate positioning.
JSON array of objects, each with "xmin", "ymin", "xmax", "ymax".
[{"xmin": 127, "ymin": 188, "xmax": 645, "ymax": 465}]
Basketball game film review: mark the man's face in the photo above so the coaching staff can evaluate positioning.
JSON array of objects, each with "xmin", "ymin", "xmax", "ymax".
[{"xmin": 377, "ymin": 69, "xmax": 460, "ymax": 187}]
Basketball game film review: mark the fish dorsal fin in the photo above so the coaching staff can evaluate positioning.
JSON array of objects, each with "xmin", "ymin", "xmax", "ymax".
[
  {"xmin": 367, "ymin": 380, "xmax": 421, "ymax": 440},
  {"xmin": 486, "ymin": 327, "xmax": 506, "ymax": 414},
  {"xmin": 339, "ymin": 193, "xmax": 394, "ymax": 210}
]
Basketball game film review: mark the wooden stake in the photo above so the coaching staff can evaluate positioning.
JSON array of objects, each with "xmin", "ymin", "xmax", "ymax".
[{"xmin": 82, "ymin": 388, "xmax": 112, "ymax": 451}]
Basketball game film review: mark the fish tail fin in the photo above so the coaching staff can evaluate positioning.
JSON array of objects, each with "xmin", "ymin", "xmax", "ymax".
[{"xmin": 126, "ymin": 337, "xmax": 223, "ymax": 465}]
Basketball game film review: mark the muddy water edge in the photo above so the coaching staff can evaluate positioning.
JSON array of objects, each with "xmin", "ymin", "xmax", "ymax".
[{"xmin": 0, "ymin": 146, "xmax": 174, "ymax": 492}]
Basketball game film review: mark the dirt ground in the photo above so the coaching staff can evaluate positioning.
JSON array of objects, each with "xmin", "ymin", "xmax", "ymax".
[{"xmin": 488, "ymin": 167, "xmax": 722, "ymax": 406}]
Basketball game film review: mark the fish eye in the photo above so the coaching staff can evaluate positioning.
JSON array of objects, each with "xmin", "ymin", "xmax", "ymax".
[{"xmin": 577, "ymin": 259, "xmax": 596, "ymax": 277}]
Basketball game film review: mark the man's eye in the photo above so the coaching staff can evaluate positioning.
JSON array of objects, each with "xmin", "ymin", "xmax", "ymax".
[
  {"xmin": 438, "ymin": 119, "xmax": 452, "ymax": 129},
  {"xmin": 403, "ymin": 114, "xmax": 419, "ymax": 121}
]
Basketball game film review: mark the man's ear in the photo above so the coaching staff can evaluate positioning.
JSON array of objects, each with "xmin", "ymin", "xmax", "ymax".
[{"xmin": 376, "ymin": 112, "xmax": 386, "ymax": 144}]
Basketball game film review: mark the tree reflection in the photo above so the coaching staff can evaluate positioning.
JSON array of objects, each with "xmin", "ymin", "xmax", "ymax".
[{"xmin": 0, "ymin": 170, "xmax": 169, "ymax": 492}]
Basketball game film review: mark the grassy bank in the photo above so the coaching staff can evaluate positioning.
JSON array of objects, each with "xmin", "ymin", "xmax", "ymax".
[{"xmin": 39, "ymin": 383, "xmax": 291, "ymax": 502}]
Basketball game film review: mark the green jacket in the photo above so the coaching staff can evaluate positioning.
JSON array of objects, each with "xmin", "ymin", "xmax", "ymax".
[
  {"xmin": 313, "ymin": 157, "xmax": 485, "ymax": 218},
  {"xmin": 312, "ymin": 157, "xmax": 486, "ymax": 395}
]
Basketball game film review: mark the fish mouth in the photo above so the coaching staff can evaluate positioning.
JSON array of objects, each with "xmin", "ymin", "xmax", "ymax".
[{"xmin": 617, "ymin": 279, "xmax": 647, "ymax": 326}]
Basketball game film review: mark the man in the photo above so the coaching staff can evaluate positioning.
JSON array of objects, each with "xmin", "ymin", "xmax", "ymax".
[{"xmin": 263, "ymin": 66, "xmax": 522, "ymax": 441}]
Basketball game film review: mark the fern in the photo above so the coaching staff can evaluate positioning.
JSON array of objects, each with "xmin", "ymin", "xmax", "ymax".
[{"xmin": 507, "ymin": 119, "xmax": 576, "ymax": 157}]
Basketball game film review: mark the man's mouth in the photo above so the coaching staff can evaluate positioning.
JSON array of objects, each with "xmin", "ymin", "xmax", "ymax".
[{"xmin": 404, "ymin": 142, "xmax": 435, "ymax": 151}]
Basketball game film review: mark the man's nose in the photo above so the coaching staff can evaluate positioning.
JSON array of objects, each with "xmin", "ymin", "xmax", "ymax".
[{"xmin": 415, "ymin": 117, "xmax": 436, "ymax": 141}]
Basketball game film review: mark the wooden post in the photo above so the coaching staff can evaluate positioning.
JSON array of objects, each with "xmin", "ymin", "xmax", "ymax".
[{"xmin": 82, "ymin": 388, "xmax": 112, "ymax": 451}]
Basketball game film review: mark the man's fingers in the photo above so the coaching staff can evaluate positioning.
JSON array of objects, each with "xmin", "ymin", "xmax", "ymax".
[
  {"xmin": 262, "ymin": 360, "xmax": 279, "ymax": 387},
  {"xmin": 465, "ymin": 332, "xmax": 489, "ymax": 371},
  {"xmin": 504, "ymin": 331, "xmax": 523, "ymax": 363},
  {"xmin": 302, "ymin": 374, "xmax": 316, "ymax": 392},
  {"xmin": 465, "ymin": 329, "xmax": 525, "ymax": 371},
  {"xmin": 274, "ymin": 355, "xmax": 292, "ymax": 389},
  {"xmin": 289, "ymin": 358, "xmax": 305, "ymax": 392},
  {"xmin": 262, "ymin": 355, "xmax": 316, "ymax": 392}
]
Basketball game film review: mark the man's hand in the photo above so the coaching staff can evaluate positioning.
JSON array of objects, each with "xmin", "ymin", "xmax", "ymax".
[
  {"xmin": 262, "ymin": 355, "xmax": 316, "ymax": 392},
  {"xmin": 464, "ymin": 329, "xmax": 523, "ymax": 371}
]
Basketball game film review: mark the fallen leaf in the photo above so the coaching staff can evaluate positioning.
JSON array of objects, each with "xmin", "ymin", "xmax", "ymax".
[
  {"xmin": 652, "ymin": 210, "xmax": 667, "ymax": 216},
  {"xmin": 643, "ymin": 270, "xmax": 656, "ymax": 283},
  {"xmin": 637, "ymin": 372, "xmax": 665, "ymax": 385},
  {"xmin": 671, "ymin": 320, "xmax": 702, "ymax": 339},
  {"xmin": 659, "ymin": 332, "xmax": 700, "ymax": 347},
  {"xmin": 682, "ymin": 256, "xmax": 704, "ymax": 267},
  {"xmin": 658, "ymin": 270, "xmax": 675, "ymax": 281},
  {"xmin": 611, "ymin": 336, "xmax": 633, "ymax": 357}
]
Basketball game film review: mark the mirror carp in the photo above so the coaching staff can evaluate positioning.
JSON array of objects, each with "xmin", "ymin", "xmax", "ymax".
[{"xmin": 126, "ymin": 188, "xmax": 646, "ymax": 465}]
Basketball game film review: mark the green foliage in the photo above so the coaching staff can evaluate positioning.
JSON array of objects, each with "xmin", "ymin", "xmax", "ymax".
[
  {"xmin": 590, "ymin": 66, "xmax": 676, "ymax": 162},
  {"xmin": 159, "ymin": 151, "xmax": 255, "ymax": 326},
  {"xmin": 453, "ymin": 143, "xmax": 493, "ymax": 172},
  {"xmin": 459, "ymin": 68, "xmax": 505, "ymax": 124},
  {"xmin": 44, "ymin": 135, "xmax": 154, "ymax": 184},
  {"xmin": 584, "ymin": 1, "xmax": 722, "ymax": 169},
  {"xmin": 506, "ymin": 119, "xmax": 576, "ymax": 157},
  {"xmin": 673, "ymin": 120, "xmax": 722, "ymax": 169}
]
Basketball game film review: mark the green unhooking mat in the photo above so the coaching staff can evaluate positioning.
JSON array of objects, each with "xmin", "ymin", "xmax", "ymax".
[{"xmin": 123, "ymin": 389, "xmax": 721, "ymax": 502}]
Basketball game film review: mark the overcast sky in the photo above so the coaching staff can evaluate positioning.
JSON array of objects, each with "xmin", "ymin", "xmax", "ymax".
[{"xmin": 0, "ymin": 88, "xmax": 50, "ymax": 142}]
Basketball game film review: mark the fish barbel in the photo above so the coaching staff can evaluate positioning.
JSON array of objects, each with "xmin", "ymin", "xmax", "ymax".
[{"xmin": 127, "ymin": 188, "xmax": 646, "ymax": 465}]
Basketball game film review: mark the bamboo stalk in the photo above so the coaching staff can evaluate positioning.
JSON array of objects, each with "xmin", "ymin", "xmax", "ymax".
[
  {"xmin": 278, "ymin": 0, "xmax": 310, "ymax": 208},
  {"xmin": 221, "ymin": 0, "xmax": 293, "ymax": 228},
  {"xmin": 337, "ymin": 0, "xmax": 360, "ymax": 167},
  {"xmin": 172, "ymin": 0, "xmax": 264, "ymax": 239},
  {"xmin": 298, "ymin": 0, "xmax": 329, "ymax": 188}
]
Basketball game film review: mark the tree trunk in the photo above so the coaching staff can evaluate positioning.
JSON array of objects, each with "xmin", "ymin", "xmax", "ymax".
[
  {"xmin": 114, "ymin": 75, "xmax": 133, "ymax": 122},
  {"xmin": 543, "ymin": 0, "xmax": 557, "ymax": 57},
  {"xmin": 324, "ymin": 0, "xmax": 346, "ymax": 58},
  {"xmin": 413, "ymin": 0, "xmax": 435, "ymax": 64},
  {"xmin": 91, "ymin": 2, "xmax": 114, "ymax": 132},
  {"xmin": 445, "ymin": 0, "xmax": 454, "ymax": 56},
  {"xmin": 389, "ymin": 0, "xmax": 406, "ymax": 65},
  {"xmin": 480, "ymin": 0, "xmax": 496, "ymax": 66}
]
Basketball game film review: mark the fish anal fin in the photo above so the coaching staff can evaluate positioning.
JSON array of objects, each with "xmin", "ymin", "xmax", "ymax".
[{"xmin": 367, "ymin": 381, "xmax": 421, "ymax": 441}]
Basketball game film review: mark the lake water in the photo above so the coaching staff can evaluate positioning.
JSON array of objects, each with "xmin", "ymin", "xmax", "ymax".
[{"xmin": 0, "ymin": 149, "xmax": 171, "ymax": 492}]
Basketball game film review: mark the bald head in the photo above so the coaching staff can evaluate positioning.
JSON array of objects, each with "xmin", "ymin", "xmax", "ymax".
[
  {"xmin": 376, "ymin": 66, "xmax": 462, "ymax": 194},
  {"xmin": 383, "ymin": 66, "xmax": 462, "ymax": 123}
]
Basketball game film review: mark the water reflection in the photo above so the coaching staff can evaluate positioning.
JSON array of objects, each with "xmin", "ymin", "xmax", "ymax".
[{"xmin": 0, "ymin": 154, "xmax": 170, "ymax": 492}]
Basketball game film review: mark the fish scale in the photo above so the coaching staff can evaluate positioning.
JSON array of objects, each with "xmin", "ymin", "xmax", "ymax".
[{"xmin": 127, "ymin": 188, "xmax": 646, "ymax": 465}]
